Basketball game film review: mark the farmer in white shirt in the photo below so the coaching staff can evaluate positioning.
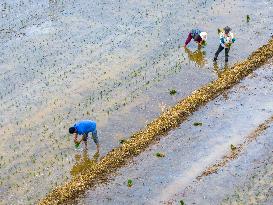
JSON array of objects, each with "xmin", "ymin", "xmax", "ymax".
[{"xmin": 213, "ymin": 26, "xmax": 236, "ymax": 62}]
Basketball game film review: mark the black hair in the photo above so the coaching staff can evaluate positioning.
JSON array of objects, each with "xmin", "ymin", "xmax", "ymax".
[
  {"xmin": 69, "ymin": 127, "xmax": 76, "ymax": 134},
  {"xmin": 224, "ymin": 26, "xmax": 231, "ymax": 34}
]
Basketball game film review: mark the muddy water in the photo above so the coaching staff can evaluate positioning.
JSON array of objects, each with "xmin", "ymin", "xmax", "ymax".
[
  {"xmin": 0, "ymin": 0, "xmax": 272, "ymax": 204},
  {"xmin": 183, "ymin": 126, "xmax": 273, "ymax": 205}
]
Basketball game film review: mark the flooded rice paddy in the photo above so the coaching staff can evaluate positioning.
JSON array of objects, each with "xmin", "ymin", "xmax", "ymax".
[
  {"xmin": 0, "ymin": 0, "xmax": 272, "ymax": 204},
  {"xmin": 75, "ymin": 62, "xmax": 273, "ymax": 205}
]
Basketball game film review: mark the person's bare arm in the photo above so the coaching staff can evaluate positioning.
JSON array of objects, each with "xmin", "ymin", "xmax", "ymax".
[
  {"xmin": 73, "ymin": 133, "xmax": 78, "ymax": 143},
  {"xmin": 96, "ymin": 143, "xmax": 100, "ymax": 153}
]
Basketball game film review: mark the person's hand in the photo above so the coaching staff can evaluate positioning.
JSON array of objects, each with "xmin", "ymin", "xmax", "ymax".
[
  {"xmin": 225, "ymin": 43, "xmax": 231, "ymax": 48},
  {"xmin": 96, "ymin": 143, "xmax": 100, "ymax": 153},
  {"xmin": 183, "ymin": 44, "xmax": 187, "ymax": 48},
  {"xmin": 199, "ymin": 41, "xmax": 207, "ymax": 47}
]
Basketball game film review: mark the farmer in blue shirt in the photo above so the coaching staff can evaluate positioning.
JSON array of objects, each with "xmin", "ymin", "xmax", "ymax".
[{"xmin": 69, "ymin": 120, "xmax": 99, "ymax": 152}]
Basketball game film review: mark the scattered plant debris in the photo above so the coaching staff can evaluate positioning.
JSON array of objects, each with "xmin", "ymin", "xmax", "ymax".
[
  {"xmin": 119, "ymin": 139, "xmax": 127, "ymax": 144},
  {"xmin": 230, "ymin": 144, "xmax": 236, "ymax": 151}
]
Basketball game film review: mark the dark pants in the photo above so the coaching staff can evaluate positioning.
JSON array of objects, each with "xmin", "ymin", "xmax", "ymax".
[
  {"xmin": 82, "ymin": 130, "xmax": 98, "ymax": 144},
  {"xmin": 214, "ymin": 45, "xmax": 230, "ymax": 61}
]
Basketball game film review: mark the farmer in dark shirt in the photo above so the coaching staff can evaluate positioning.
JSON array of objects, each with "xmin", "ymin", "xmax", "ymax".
[
  {"xmin": 184, "ymin": 29, "xmax": 207, "ymax": 47},
  {"xmin": 69, "ymin": 120, "xmax": 99, "ymax": 152}
]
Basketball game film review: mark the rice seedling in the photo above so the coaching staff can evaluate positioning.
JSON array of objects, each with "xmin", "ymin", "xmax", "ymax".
[
  {"xmin": 169, "ymin": 89, "xmax": 177, "ymax": 95},
  {"xmin": 127, "ymin": 179, "xmax": 133, "ymax": 187},
  {"xmin": 155, "ymin": 152, "xmax": 165, "ymax": 158},
  {"xmin": 246, "ymin": 15, "xmax": 250, "ymax": 23},
  {"xmin": 193, "ymin": 122, "xmax": 202, "ymax": 126}
]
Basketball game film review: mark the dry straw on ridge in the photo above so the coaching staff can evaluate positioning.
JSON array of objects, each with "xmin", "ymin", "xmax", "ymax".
[{"xmin": 39, "ymin": 37, "xmax": 273, "ymax": 205}]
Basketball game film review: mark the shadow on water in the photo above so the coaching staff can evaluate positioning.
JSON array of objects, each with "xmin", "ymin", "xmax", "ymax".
[
  {"xmin": 184, "ymin": 47, "xmax": 206, "ymax": 68},
  {"xmin": 70, "ymin": 150, "xmax": 100, "ymax": 178}
]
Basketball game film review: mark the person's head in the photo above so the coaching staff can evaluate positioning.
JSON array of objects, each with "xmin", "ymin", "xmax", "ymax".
[
  {"xmin": 69, "ymin": 127, "xmax": 76, "ymax": 134},
  {"xmin": 224, "ymin": 26, "xmax": 231, "ymax": 34},
  {"xmin": 194, "ymin": 34, "xmax": 201, "ymax": 42}
]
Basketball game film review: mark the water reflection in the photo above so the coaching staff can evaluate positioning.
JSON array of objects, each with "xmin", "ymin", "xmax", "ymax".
[
  {"xmin": 70, "ymin": 150, "xmax": 100, "ymax": 178},
  {"xmin": 213, "ymin": 62, "xmax": 229, "ymax": 77},
  {"xmin": 184, "ymin": 47, "xmax": 206, "ymax": 68}
]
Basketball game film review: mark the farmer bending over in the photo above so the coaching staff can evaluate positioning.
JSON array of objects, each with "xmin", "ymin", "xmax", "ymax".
[
  {"xmin": 69, "ymin": 120, "xmax": 99, "ymax": 152},
  {"xmin": 184, "ymin": 29, "xmax": 207, "ymax": 48}
]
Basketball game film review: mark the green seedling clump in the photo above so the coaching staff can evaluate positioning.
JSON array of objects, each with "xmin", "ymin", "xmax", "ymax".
[
  {"xmin": 180, "ymin": 200, "xmax": 185, "ymax": 205},
  {"xmin": 193, "ymin": 122, "xmax": 202, "ymax": 126},
  {"xmin": 75, "ymin": 142, "xmax": 80, "ymax": 148},
  {"xmin": 155, "ymin": 152, "xmax": 165, "ymax": 158},
  {"xmin": 246, "ymin": 15, "xmax": 250, "ymax": 23},
  {"xmin": 169, "ymin": 89, "xmax": 177, "ymax": 95},
  {"xmin": 127, "ymin": 179, "xmax": 133, "ymax": 187},
  {"xmin": 201, "ymin": 41, "xmax": 207, "ymax": 46}
]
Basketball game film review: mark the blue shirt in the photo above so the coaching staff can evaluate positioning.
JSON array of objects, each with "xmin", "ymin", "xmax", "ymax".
[{"xmin": 74, "ymin": 120, "xmax": 96, "ymax": 135}]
